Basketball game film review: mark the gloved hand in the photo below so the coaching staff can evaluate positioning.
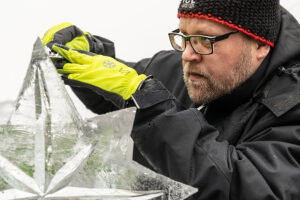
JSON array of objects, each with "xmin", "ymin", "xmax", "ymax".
[
  {"xmin": 52, "ymin": 44, "xmax": 147, "ymax": 100},
  {"xmin": 42, "ymin": 22, "xmax": 104, "ymax": 54}
]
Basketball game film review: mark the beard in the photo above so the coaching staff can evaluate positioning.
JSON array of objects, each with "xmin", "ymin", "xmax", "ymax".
[{"xmin": 183, "ymin": 45, "xmax": 255, "ymax": 105}]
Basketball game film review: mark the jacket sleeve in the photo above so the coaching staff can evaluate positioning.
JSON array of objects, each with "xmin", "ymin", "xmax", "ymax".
[{"xmin": 131, "ymin": 78, "xmax": 300, "ymax": 200}]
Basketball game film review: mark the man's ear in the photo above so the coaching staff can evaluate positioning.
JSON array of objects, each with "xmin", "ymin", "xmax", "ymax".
[{"xmin": 255, "ymin": 42, "xmax": 270, "ymax": 61}]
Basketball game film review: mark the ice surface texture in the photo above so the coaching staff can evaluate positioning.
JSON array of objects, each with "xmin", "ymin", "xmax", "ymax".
[{"xmin": 0, "ymin": 38, "xmax": 197, "ymax": 199}]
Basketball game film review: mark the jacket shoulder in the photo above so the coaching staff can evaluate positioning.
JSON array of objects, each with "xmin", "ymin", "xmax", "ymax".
[{"xmin": 260, "ymin": 62, "xmax": 300, "ymax": 117}]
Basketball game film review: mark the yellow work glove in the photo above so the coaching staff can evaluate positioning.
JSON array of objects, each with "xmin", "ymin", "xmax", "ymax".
[
  {"xmin": 52, "ymin": 44, "xmax": 147, "ymax": 100},
  {"xmin": 42, "ymin": 22, "xmax": 103, "ymax": 53}
]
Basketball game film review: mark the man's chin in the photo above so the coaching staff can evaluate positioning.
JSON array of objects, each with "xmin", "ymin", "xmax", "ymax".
[
  {"xmin": 186, "ymin": 81, "xmax": 223, "ymax": 105},
  {"xmin": 184, "ymin": 76, "xmax": 215, "ymax": 104},
  {"xmin": 186, "ymin": 84, "xmax": 205, "ymax": 104}
]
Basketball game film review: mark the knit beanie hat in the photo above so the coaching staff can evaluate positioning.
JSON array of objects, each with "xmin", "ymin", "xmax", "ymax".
[{"xmin": 178, "ymin": 0, "xmax": 281, "ymax": 47}]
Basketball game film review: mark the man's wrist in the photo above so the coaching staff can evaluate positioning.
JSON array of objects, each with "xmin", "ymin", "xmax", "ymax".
[
  {"xmin": 130, "ymin": 78, "xmax": 175, "ymax": 109},
  {"xmin": 137, "ymin": 75, "xmax": 154, "ymax": 91}
]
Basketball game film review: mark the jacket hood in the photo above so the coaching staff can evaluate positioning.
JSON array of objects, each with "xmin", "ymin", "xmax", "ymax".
[
  {"xmin": 204, "ymin": 6, "xmax": 300, "ymax": 117},
  {"xmin": 263, "ymin": 6, "xmax": 300, "ymax": 83}
]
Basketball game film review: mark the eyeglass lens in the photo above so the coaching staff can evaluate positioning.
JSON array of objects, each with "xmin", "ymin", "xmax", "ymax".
[{"xmin": 170, "ymin": 34, "xmax": 213, "ymax": 54}]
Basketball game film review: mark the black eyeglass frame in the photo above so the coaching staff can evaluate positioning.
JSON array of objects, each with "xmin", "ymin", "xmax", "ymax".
[{"xmin": 168, "ymin": 29, "xmax": 239, "ymax": 55}]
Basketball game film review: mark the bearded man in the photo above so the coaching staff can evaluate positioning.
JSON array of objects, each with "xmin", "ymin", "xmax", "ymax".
[{"xmin": 43, "ymin": 0, "xmax": 300, "ymax": 199}]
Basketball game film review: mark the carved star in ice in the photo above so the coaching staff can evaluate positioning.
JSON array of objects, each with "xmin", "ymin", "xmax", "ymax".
[{"xmin": 0, "ymin": 142, "xmax": 163, "ymax": 200}]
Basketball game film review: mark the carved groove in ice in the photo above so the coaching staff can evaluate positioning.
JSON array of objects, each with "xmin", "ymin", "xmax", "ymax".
[
  {"xmin": 0, "ymin": 155, "xmax": 41, "ymax": 195},
  {"xmin": 0, "ymin": 38, "xmax": 198, "ymax": 199},
  {"xmin": 45, "ymin": 142, "xmax": 96, "ymax": 195}
]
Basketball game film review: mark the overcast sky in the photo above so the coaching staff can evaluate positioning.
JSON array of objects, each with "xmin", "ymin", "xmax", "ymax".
[{"xmin": 0, "ymin": 0, "xmax": 299, "ymax": 117}]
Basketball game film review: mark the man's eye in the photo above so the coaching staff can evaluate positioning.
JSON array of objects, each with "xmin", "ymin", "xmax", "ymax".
[
  {"xmin": 194, "ymin": 37, "xmax": 210, "ymax": 43},
  {"xmin": 191, "ymin": 37, "xmax": 211, "ymax": 48}
]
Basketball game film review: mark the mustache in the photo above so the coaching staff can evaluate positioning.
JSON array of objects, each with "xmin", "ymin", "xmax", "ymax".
[{"xmin": 183, "ymin": 62, "xmax": 210, "ymax": 78}]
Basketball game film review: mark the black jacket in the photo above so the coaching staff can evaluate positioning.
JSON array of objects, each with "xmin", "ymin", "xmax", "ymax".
[{"xmin": 70, "ymin": 7, "xmax": 300, "ymax": 200}]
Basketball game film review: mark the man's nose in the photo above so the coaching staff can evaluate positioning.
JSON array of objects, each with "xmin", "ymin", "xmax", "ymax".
[{"xmin": 182, "ymin": 42, "xmax": 202, "ymax": 62}]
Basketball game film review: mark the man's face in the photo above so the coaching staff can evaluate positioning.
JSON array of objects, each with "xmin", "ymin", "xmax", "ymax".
[{"xmin": 180, "ymin": 18, "xmax": 259, "ymax": 105}]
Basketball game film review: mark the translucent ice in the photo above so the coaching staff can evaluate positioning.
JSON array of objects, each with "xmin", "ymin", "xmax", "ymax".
[{"xmin": 0, "ymin": 38, "xmax": 197, "ymax": 199}]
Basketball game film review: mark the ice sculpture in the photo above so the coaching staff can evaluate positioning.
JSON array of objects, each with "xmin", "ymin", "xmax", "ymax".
[{"xmin": 0, "ymin": 38, "xmax": 198, "ymax": 199}]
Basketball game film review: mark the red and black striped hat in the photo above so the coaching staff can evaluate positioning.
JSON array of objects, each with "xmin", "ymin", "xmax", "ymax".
[{"xmin": 178, "ymin": 0, "xmax": 281, "ymax": 47}]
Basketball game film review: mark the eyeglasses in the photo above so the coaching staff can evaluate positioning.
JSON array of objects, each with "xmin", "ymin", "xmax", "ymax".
[{"xmin": 168, "ymin": 29, "xmax": 239, "ymax": 55}]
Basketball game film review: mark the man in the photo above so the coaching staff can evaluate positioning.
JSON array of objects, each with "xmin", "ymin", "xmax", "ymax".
[{"xmin": 43, "ymin": 0, "xmax": 300, "ymax": 199}]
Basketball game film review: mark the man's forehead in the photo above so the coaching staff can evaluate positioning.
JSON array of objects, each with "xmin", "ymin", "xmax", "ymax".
[{"xmin": 179, "ymin": 17, "xmax": 235, "ymax": 35}]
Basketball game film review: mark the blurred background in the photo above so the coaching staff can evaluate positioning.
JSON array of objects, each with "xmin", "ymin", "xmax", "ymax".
[{"xmin": 0, "ymin": 0, "xmax": 299, "ymax": 118}]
